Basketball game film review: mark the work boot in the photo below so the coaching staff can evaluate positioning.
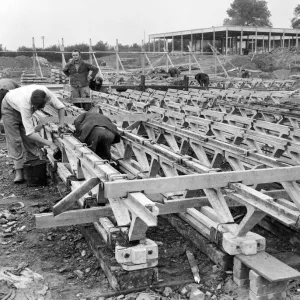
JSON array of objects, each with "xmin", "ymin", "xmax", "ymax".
[{"xmin": 14, "ymin": 169, "xmax": 24, "ymax": 184}]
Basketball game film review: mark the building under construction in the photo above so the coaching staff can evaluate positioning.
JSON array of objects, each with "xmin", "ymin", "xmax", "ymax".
[{"xmin": 149, "ymin": 25, "xmax": 300, "ymax": 54}]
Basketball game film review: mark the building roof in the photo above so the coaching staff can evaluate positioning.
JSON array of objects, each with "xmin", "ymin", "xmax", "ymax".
[{"xmin": 149, "ymin": 26, "xmax": 300, "ymax": 40}]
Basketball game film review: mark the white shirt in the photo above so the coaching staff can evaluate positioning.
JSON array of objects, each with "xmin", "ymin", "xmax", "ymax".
[{"xmin": 5, "ymin": 85, "xmax": 65, "ymax": 136}]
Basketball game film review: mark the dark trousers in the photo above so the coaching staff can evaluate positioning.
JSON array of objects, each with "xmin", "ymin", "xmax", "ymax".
[{"xmin": 85, "ymin": 126, "xmax": 115, "ymax": 160}]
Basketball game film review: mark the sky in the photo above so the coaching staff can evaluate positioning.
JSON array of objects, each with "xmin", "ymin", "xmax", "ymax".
[{"xmin": 1, "ymin": 0, "xmax": 299, "ymax": 50}]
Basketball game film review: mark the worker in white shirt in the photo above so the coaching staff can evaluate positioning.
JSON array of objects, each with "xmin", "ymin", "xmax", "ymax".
[{"xmin": 0, "ymin": 85, "xmax": 65, "ymax": 183}]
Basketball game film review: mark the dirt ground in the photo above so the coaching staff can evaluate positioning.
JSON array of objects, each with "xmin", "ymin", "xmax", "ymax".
[{"xmin": 1, "ymin": 133, "xmax": 300, "ymax": 299}]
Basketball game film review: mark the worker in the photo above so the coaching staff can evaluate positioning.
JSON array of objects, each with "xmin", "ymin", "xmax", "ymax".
[
  {"xmin": 62, "ymin": 49, "xmax": 99, "ymax": 98},
  {"xmin": 74, "ymin": 112, "xmax": 120, "ymax": 161},
  {"xmin": 0, "ymin": 85, "xmax": 65, "ymax": 183},
  {"xmin": 0, "ymin": 78, "xmax": 20, "ymax": 118},
  {"xmin": 195, "ymin": 73, "xmax": 210, "ymax": 90},
  {"xmin": 241, "ymin": 69, "xmax": 251, "ymax": 78},
  {"xmin": 168, "ymin": 67, "xmax": 181, "ymax": 78},
  {"xmin": 89, "ymin": 74, "xmax": 103, "ymax": 92},
  {"xmin": 0, "ymin": 78, "xmax": 20, "ymax": 90}
]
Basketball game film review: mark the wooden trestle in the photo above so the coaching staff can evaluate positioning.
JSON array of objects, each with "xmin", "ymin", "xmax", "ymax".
[{"xmin": 34, "ymin": 87, "xmax": 300, "ymax": 294}]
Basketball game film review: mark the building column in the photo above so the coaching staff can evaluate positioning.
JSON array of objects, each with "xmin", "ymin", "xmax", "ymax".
[
  {"xmin": 225, "ymin": 29, "xmax": 228, "ymax": 55},
  {"xmin": 268, "ymin": 31, "xmax": 271, "ymax": 52},
  {"xmin": 288, "ymin": 37, "xmax": 291, "ymax": 49},
  {"xmin": 191, "ymin": 33, "xmax": 193, "ymax": 51},
  {"xmin": 296, "ymin": 32, "xmax": 299, "ymax": 48},
  {"xmin": 235, "ymin": 34, "xmax": 238, "ymax": 54},
  {"xmin": 252, "ymin": 38, "xmax": 254, "ymax": 53},
  {"xmin": 172, "ymin": 35, "xmax": 174, "ymax": 52},
  {"xmin": 255, "ymin": 29, "xmax": 258, "ymax": 53},
  {"xmin": 213, "ymin": 28, "xmax": 216, "ymax": 48},
  {"xmin": 158, "ymin": 38, "xmax": 160, "ymax": 52},
  {"xmin": 153, "ymin": 38, "xmax": 155, "ymax": 52},
  {"xmin": 181, "ymin": 35, "xmax": 183, "ymax": 52},
  {"xmin": 201, "ymin": 30, "xmax": 204, "ymax": 53},
  {"xmin": 240, "ymin": 28, "xmax": 243, "ymax": 55},
  {"xmin": 262, "ymin": 35, "xmax": 265, "ymax": 52}
]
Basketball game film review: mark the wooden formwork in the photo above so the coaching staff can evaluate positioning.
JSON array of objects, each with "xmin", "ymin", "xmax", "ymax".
[{"xmin": 34, "ymin": 90, "xmax": 300, "ymax": 296}]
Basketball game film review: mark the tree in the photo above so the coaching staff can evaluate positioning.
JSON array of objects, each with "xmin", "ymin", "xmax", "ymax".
[
  {"xmin": 223, "ymin": 0, "xmax": 272, "ymax": 27},
  {"xmin": 291, "ymin": 5, "xmax": 300, "ymax": 28}
]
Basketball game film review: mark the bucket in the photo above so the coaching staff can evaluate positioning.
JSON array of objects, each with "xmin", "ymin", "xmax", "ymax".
[{"xmin": 23, "ymin": 159, "xmax": 48, "ymax": 187}]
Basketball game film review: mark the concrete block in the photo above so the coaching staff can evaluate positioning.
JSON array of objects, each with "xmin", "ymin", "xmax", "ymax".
[
  {"xmin": 249, "ymin": 290, "xmax": 287, "ymax": 300},
  {"xmin": 233, "ymin": 276, "xmax": 250, "ymax": 288},
  {"xmin": 223, "ymin": 232, "xmax": 265, "ymax": 255},
  {"xmin": 250, "ymin": 280, "xmax": 286, "ymax": 295},
  {"xmin": 189, "ymin": 289, "xmax": 205, "ymax": 300},
  {"xmin": 233, "ymin": 257, "xmax": 249, "ymax": 270},
  {"xmin": 249, "ymin": 270, "xmax": 271, "ymax": 286},
  {"xmin": 233, "ymin": 264, "xmax": 250, "ymax": 279}
]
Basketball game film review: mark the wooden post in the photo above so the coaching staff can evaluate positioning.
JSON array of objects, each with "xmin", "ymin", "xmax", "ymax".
[
  {"xmin": 288, "ymin": 37, "xmax": 291, "ymax": 49},
  {"xmin": 252, "ymin": 38, "xmax": 254, "ymax": 53},
  {"xmin": 184, "ymin": 75, "xmax": 189, "ymax": 91},
  {"xmin": 201, "ymin": 30, "xmax": 204, "ymax": 54},
  {"xmin": 213, "ymin": 28, "xmax": 215, "ymax": 49},
  {"xmin": 191, "ymin": 32, "xmax": 193, "ymax": 52},
  {"xmin": 255, "ymin": 29, "xmax": 258, "ymax": 53},
  {"xmin": 116, "ymin": 39, "xmax": 119, "ymax": 76},
  {"xmin": 141, "ymin": 75, "xmax": 145, "ymax": 92},
  {"xmin": 225, "ymin": 29, "xmax": 228, "ymax": 55},
  {"xmin": 158, "ymin": 38, "xmax": 160, "ymax": 52},
  {"xmin": 89, "ymin": 38, "xmax": 93, "ymax": 64},
  {"xmin": 32, "ymin": 37, "xmax": 36, "ymax": 75},
  {"xmin": 283, "ymin": 31, "xmax": 285, "ymax": 48},
  {"xmin": 262, "ymin": 35, "xmax": 265, "ymax": 52},
  {"xmin": 172, "ymin": 35, "xmax": 174, "ymax": 52},
  {"xmin": 141, "ymin": 40, "xmax": 145, "ymax": 75},
  {"xmin": 189, "ymin": 53, "xmax": 191, "ymax": 74},
  {"xmin": 181, "ymin": 35, "xmax": 183, "ymax": 52},
  {"xmin": 61, "ymin": 38, "xmax": 66, "ymax": 68},
  {"xmin": 240, "ymin": 28, "xmax": 243, "ymax": 55},
  {"xmin": 148, "ymin": 37, "xmax": 151, "ymax": 52}
]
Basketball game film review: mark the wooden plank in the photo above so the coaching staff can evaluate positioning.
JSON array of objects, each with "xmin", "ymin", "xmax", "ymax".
[
  {"xmin": 107, "ymin": 113, "xmax": 160, "ymax": 123},
  {"xmin": 35, "ymin": 206, "xmax": 113, "ymax": 228},
  {"xmin": 80, "ymin": 225, "xmax": 159, "ymax": 290},
  {"xmin": 104, "ymin": 166, "xmax": 300, "ymax": 198},
  {"xmin": 236, "ymin": 251, "xmax": 300, "ymax": 282},
  {"xmin": 163, "ymin": 214, "xmax": 233, "ymax": 271},
  {"xmin": 53, "ymin": 177, "xmax": 100, "ymax": 216},
  {"xmin": 39, "ymin": 116, "xmax": 76, "ymax": 125},
  {"xmin": 123, "ymin": 193, "xmax": 157, "ymax": 227}
]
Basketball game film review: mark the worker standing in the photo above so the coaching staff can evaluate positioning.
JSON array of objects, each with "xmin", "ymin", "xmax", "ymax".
[
  {"xmin": 63, "ymin": 49, "xmax": 99, "ymax": 99},
  {"xmin": 0, "ymin": 85, "xmax": 65, "ymax": 183}
]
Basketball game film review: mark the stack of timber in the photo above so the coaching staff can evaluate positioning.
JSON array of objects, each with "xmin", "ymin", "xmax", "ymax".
[
  {"xmin": 21, "ymin": 72, "xmax": 48, "ymax": 84},
  {"xmin": 51, "ymin": 68, "xmax": 68, "ymax": 84}
]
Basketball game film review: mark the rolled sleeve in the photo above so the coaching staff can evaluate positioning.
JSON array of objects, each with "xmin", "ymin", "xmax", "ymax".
[
  {"xmin": 20, "ymin": 108, "xmax": 35, "ymax": 136},
  {"xmin": 46, "ymin": 89, "xmax": 65, "ymax": 110}
]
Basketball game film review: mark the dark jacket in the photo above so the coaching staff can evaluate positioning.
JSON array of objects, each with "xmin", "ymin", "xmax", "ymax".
[
  {"xmin": 74, "ymin": 112, "xmax": 120, "ymax": 144},
  {"xmin": 63, "ymin": 60, "xmax": 99, "ymax": 88}
]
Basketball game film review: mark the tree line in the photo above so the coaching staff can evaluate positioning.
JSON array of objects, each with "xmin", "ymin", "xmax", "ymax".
[{"xmin": 1, "ymin": 0, "xmax": 300, "ymax": 62}]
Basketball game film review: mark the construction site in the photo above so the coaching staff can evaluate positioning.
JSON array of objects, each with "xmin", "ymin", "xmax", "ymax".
[{"xmin": 2, "ymin": 22, "xmax": 300, "ymax": 300}]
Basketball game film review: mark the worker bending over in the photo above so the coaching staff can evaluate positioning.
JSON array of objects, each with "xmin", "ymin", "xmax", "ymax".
[
  {"xmin": 195, "ymin": 73, "xmax": 210, "ymax": 90},
  {"xmin": 74, "ymin": 112, "xmax": 120, "ymax": 161},
  {"xmin": 168, "ymin": 67, "xmax": 181, "ymax": 78},
  {"xmin": 1, "ymin": 85, "xmax": 65, "ymax": 183}
]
